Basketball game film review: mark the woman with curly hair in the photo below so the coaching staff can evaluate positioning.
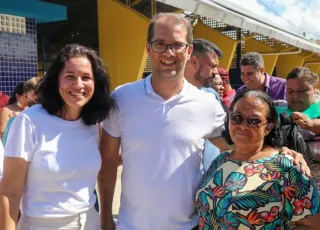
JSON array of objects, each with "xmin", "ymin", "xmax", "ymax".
[{"xmin": 0, "ymin": 44, "xmax": 115, "ymax": 229}]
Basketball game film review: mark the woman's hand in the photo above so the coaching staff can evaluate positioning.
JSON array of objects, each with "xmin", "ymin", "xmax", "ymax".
[
  {"xmin": 280, "ymin": 147, "xmax": 311, "ymax": 177},
  {"xmin": 291, "ymin": 112, "xmax": 313, "ymax": 130}
]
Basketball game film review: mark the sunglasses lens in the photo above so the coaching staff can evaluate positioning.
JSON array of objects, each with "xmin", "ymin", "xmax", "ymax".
[
  {"xmin": 247, "ymin": 118, "xmax": 263, "ymax": 128},
  {"xmin": 230, "ymin": 114, "xmax": 243, "ymax": 125}
]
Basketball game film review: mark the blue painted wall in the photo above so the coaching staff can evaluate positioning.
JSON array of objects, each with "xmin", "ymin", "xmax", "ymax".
[
  {"xmin": 0, "ymin": 0, "xmax": 66, "ymax": 23},
  {"xmin": 0, "ymin": 18, "xmax": 37, "ymax": 95}
]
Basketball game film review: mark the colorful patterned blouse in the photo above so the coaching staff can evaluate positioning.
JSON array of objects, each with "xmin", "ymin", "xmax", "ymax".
[{"xmin": 196, "ymin": 151, "xmax": 320, "ymax": 230}]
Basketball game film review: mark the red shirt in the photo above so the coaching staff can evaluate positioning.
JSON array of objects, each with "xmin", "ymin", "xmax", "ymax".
[
  {"xmin": 222, "ymin": 89, "xmax": 235, "ymax": 112},
  {"xmin": 0, "ymin": 92, "xmax": 9, "ymax": 108}
]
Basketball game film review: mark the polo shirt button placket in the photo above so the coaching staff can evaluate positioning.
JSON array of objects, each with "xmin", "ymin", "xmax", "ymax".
[{"xmin": 162, "ymin": 103, "xmax": 171, "ymax": 122}]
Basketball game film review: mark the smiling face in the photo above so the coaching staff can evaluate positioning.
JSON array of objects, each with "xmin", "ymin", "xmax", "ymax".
[
  {"xmin": 146, "ymin": 19, "xmax": 193, "ymax": 81},
  {"xmin": 241, "ymin": 65, "xmax": 265, "ymax": 90},
  {"xmin": 58, "ymin": 56, "xmax": 95, "ymax": 116},
  {"xmin": 229, "ymin": 96, "xmax": 270, "ymax": 149}
]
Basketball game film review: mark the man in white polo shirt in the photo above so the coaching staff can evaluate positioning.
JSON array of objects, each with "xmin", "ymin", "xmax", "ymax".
[
  {"xmin": 97, "ymin": 13, "xmax": 308, "ymax": 230},
  {"xmin": 98, "ymin": 13, "xmax": 226, "ymax": 230}
]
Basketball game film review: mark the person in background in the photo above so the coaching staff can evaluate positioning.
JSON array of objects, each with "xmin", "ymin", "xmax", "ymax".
[
  {"xmin": 210, "ymin": 74, "xmax": 224, "ymax": 100},
  {"xmin": 185, "ymin": 38, "xmax": 225, "ymax": 172},
  {"xmin": 24, "ymin": 76, "xmax": 42, "ymax": 107},
  {"xmin": 237, "ymin": 52, "xmax": 286, "ymax": 100},
  {"xmin": 0, "ymin": 83, "xmax": 27, "ymax": 139},
  {"xmin": 276, "ymin": 67, "xmax": 320, "ymax": 190},
  {"xmin": 196, "ymin": 90, "xmax": 320, "ymax": 229},
  {"xmin": 1, "ymin": 77, "xmax": 42, "ymax": 147},
  {"xmin": 311, "ymin": 72, "xmax": 320, "ymax": 100},
  {"xmin": 0, "ymin": 44, "xmax": 115, "ymax": 230},
  {"xmin": 219, "ymin": 67, "xmax": 235, "ymax": 112}
]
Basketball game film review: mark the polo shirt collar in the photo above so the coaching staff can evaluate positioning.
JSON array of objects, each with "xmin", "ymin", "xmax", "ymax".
[
  {"xmin": 144, "ymin": 73, "xmax": 189, "ymax": 97},
  {"xmin": 264, "ymin": 73, "xmax": 271, "ymax": 92}
]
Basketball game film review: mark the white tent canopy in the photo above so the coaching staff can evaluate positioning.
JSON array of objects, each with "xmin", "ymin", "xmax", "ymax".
[{"xmin": 157, "ymin": 0, "xmax": 320, "ymax": 54}]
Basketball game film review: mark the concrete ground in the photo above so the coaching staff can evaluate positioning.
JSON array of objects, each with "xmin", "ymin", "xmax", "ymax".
[{"xmin": 112, "ymin": 166, "xmax": 122, "ymax": 216}]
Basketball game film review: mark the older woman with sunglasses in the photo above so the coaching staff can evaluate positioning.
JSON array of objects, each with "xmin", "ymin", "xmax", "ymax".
[{"xmin": 196, "ymin": 90, "xmax": 320, "ymax": 229}]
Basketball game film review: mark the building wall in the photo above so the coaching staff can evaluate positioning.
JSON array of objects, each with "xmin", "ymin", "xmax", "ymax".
[{"xmin": 0, "ymin": 14, "xmax": 37, "ymax": 96}]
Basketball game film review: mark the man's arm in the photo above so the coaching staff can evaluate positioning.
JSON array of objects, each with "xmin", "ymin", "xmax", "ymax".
[{"xmin": 98, "ymin": 130, "xmax": 121, "ymax": 230}]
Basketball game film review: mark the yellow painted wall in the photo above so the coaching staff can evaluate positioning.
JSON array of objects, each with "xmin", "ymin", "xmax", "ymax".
[
  {"xmin": 244, "ymin": 39, "xmax": 278, "ymax": 75},
  {"xmin": 306, "ymin": 64, "xmax": 320, "ymax": 75},
  {"xmin": 276, "ymin": 52, "xmax": 310, "ymax": 79},
  {"xmin": 304, "ymin": 55, "xmax": 320, "ymax": 76},
  {"xmin": 193, "ymin": 22, "xmax": 237, "ymax": 70},
  {"xmin": 98, "ymin": 0, "xmax": 149, "ymax": 90}
]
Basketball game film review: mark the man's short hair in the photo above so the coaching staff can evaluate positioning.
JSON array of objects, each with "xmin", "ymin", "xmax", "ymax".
[
  {"xmin": 240, "ymin": 52, "xmax": 264, "ymax": 70},
  {"xmin": 24, "ymin": 76, "xmax": 42, "ymax": 93},
  {"xmin": 192, "ymin": 39, "xmax": 223, "ymax": 59},
  {"xmin": 287, "ymin": 67, "xmax": 316, "ymax": 85},
  {"xmin": 147, "ymin": 13, "xmax": 193, "ymax": 44}
]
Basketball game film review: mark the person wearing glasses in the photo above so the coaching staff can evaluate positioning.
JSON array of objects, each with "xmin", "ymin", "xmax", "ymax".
[
  {"xmin": 98, "ymin": 13, "xmax": 310, "ymax": 230},
  {"xmin": 196, "ymin": 90, "xmax": 320, "ymax": 229},
  {"xmin": 99, "ymin": 13, "xmax": 226, "ymax": 230},
  {"xmin": 185, "ymin": 38, "xmax": 222, "ymax": 90}
]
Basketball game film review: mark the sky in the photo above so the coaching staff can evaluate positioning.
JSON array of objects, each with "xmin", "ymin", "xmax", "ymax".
[{"xmin": 225, "ymin": 0, "xmax": 320, "ymax": 41}]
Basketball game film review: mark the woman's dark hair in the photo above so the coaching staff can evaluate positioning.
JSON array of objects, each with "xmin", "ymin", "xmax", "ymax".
[
  {"xmin": 8, "ymin": 82, "xmax": 25, "ymax": 105},
  {"xmin": 222, "ymin": 90, "xmax": 283, "ymax": 148},
  {"xmin": 37, "ymin": 44, "xmax": 115, "ymax": 125}
]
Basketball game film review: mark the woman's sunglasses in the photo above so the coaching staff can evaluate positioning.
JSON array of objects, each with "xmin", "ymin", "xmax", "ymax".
[{"xmin": 229, "ymin": 113, "xmax": 268, "ymax": 128}]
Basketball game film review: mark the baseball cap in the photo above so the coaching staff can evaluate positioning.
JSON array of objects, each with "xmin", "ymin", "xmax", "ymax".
[{"xmin": 218, "ymin": 68, "xmax": 229, "ymax": 81}]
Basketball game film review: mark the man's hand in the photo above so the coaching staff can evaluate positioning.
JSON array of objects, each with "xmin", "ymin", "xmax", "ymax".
[
  {"xmin": 291, "ymin": 112, "xmax": 313, "ymax": 130},
  {"xmin": 280, "ymin": 147, "xmax": 311, "ymax": 177}
]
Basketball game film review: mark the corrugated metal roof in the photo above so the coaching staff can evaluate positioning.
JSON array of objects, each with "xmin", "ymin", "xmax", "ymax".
[{"xmin": 157, "ymin": 0, "xmax": 320, "ymax": 54}]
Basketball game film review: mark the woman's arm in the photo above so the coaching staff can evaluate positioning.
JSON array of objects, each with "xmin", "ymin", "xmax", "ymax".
[
  {"xmin": 0, "ymin": 157, "xmax": 28, "ymax": 229},
  {"xmin": 0, "ymin": 107, "xmax": 10, "ymax": 139},
  {"xmin": 98, "ymin": 130, "xmax": 121, "ymax": 230},
  {"xmin": 294, "ymin": 213, "xmax": 320, "ymax": 229}
]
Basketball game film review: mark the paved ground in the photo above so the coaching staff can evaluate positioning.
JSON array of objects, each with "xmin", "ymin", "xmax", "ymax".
[{"xmin": 112, "ymin": 166, "xmax": 122, "ymax": 216}]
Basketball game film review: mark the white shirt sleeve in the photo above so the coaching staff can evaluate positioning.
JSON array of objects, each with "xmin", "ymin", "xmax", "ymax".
[
  {"xmin": 4, "ymin": 114, "xmax": 36, "ymax": 162},
  {"xmin": 102, "ymin": 105, "xmax": 121, "ymax": 138},
  {"xmin": 210, "ymin": 100, "xmax": 226, "ymax": 138}
]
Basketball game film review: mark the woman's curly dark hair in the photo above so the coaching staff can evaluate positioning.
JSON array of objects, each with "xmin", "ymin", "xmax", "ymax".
[
  {"xmin": 37, "ymin": 44, "xmax": 115, "ymax": 125},
  {"xmin": 222, "ymin": 90, "xmax": 283, "ymax": 148}
]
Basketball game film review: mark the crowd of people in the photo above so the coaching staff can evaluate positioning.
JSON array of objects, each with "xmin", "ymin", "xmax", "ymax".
[{"xmin": 0, "ymin": 12, "xmax": 319, "ymax": 230}]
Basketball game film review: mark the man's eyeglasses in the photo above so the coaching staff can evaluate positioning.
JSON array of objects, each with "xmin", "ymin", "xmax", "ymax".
[
  {"xmin": 229, "ymin": 112, "xmax": 268, "ymax": 128},
  {"xmin": 149, "ymin": 41, "xmax": 189, "ymax": 54}
]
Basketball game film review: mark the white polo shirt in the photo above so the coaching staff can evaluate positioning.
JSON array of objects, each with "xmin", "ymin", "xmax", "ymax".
[{"xmin": 102, "ymin": 75, "xmax": 225, "ymax": 230}]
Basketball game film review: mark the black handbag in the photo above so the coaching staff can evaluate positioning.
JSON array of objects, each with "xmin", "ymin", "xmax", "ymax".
[{"xmin": 279, "ymin": 112, "xmax": 312, "ymax": 160}]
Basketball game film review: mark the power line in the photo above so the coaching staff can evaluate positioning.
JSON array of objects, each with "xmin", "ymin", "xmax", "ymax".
[{"xmin": 257, "ymin": 0, "xmax": 320, "ymax": 38}]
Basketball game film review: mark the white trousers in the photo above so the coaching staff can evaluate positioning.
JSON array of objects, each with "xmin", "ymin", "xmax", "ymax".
[{"xmin": 17, "ymin": 207, "xmax": 102, "ymax": 230}]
